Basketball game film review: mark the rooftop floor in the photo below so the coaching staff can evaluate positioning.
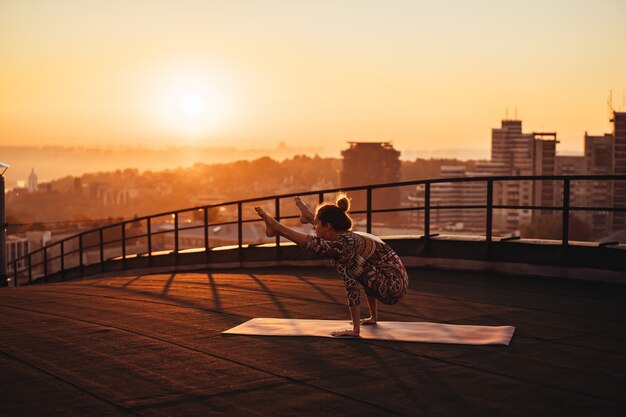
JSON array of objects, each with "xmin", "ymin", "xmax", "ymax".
[{"xmin": 1, "ymin": 267, "xmax": 625, "ymax": 417}]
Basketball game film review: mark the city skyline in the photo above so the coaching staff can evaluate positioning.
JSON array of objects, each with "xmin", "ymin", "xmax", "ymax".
[{"xmin": 1, "ymin": 0, "xmax": 625, "ymax": 156}]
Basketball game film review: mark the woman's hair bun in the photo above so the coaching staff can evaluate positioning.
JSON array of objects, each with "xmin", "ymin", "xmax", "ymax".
[
  {"xmin": 335, "ymin": 193, "xmax": 351, "ymax": 212},
  {"xmin": 316, "ymin": 193, "xmax": 353, "ymax": 231}
]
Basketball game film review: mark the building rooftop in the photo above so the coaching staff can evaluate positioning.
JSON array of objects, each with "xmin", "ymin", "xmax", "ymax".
[{"xmin": 1, "ymin": 267, "xmax": 625, "ymax": 416}]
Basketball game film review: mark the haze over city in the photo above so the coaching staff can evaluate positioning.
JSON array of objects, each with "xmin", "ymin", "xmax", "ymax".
[{"xmin": 1, "ymin": 0, "xmax": 625, "ymax": 167}]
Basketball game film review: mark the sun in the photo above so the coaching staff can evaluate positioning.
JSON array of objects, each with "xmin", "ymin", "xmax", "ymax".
[
  {"xmin": 177, "ymin": 91, "xmax": 207, "ymax": 120},
  {"xmin": 152, "ymin": 72, "xmax": 234, "ymax": 137}
]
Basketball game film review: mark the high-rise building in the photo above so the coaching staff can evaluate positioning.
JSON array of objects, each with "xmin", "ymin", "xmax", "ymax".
[
  {"xmin": 611, "ymin": 112, "xmax": 626, "ymax": 231},
  {"xmin": 584, "ymin": 132, "xmax": 613, "ymax": 238},
  {"xmin": 431, "ymin": 166, "xmax": 486, "ymax": 232},
  {"xmin": 532, "ymin": 133, "xmax": 558, "ymax": 208},
  {"xmin": 555, "ymin": 155, "xmax": 586, "ymax": 207},
  {"xmin": 491, "ymin": 120, "xmax": 535, "ymax": 232},
  {"xmin": 341, "ymin": 142, "xmax": 401, "ymax": 219},
  {"xmin": 431, "ymin": 166, "xmax": 466, "ymax": 229},
  {"xmin": 472, "ymin": 161, "xmax": 509, "ymax": 234}
]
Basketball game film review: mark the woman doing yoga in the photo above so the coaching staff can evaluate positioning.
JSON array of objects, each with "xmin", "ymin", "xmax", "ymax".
[{"xmin": 255, "ymin": 194, "xmax": 408, "ymax": 338}]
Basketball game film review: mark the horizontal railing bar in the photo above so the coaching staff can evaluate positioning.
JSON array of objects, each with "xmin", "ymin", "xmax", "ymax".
[
  {"xmin": 492, "ymin": 205, "xmax": 626, "ymax": 212},
  {"xmin": 359, "ymin": 206, "xmax": 427, "ymax": 214},
  {"xmin": 204, "ymin": 219, "xmax": 244, "ymax": 227},
  {"xmin": 11, "ymin": 201, "xmax": 626, "ymax": 266},
  {"xmin": 569, "ymin": 206, "xmax": 626, "ymax": 212},
  {"xmin": 175, "ymin": 224, "xmax": 206, "ymax": 231},
  {"xmin": 9, "ymin": 174, "xmax": 626, "ymax": 271},
  {"xmin": 45, "ymin": 174, "xmax": 626, "ymax": 236}
]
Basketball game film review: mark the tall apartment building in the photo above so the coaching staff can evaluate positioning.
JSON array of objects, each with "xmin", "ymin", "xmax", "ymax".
[
  {"xmin": 431, "ymin": 166, "xmax": 466, "ymax": 229},
  {"xmin": 612, "ymin": 112, "xmax": 626, "ymax": 231},
  {"xmin": 472, "ymin": 161, "xmax": 509, "ymax": 234},
  {"xmin": 532, "ymin": 133, "xmax": 558, "ymax": 208},
  {"xmin": 491, "ymin": 120, "xmax": 535, "ymax": 232},
  {"xmin": 430, "ymin": 166, "xmax": 487, "ymax": 232},
  {"xmin": 341, "ymin": 142, "xmax": 401, "ymax": 219},
  {"xmin": 584, "ymin": 133, "xmax": 613, "ymax": 238},
  {"xmin": 555, "ymin": 155, "xmax": 586, "ymax": 208},
  {"xmin": 405, "ymin": 112, "xmax": 620, "ymax": 239}
]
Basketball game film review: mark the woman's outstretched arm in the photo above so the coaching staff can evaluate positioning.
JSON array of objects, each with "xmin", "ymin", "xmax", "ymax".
[{"xmin": 255, "ymin": 207, "xmax": 309, "ymax": 245}]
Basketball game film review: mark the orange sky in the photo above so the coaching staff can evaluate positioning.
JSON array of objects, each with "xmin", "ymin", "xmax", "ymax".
[{"xmin": 1, "ymin": 0, "xmax": 625, "ymax": 157}]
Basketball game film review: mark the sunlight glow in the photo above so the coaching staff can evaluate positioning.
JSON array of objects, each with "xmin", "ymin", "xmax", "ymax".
[
  {"xmin": 177, "ymin": 91, "xmax": 206, "ymax": 119},
  {"xmin": 152, "ymin": 70, "xmax": 234, "ymax": 139}
]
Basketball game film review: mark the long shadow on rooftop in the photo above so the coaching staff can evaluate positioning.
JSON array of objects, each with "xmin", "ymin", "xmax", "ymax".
[
  {"xmin": 206, "ymin": 273, "xmax": 223, "ymax": 311},
  {"xmin": 248, "ymin": 274, "xmax": 293, "ymax": 319},
  {"xmin": 293, "ymin": 274, "xmax": 341, "ymax": 304},
  {"xmin": 350, "ymin": 339, "xmax": 479, "ymax": 415},
  {"xmin": 122, "ymin": 275, "xmax": 144, "ymax": 288},
  {"xmin": 64, "ymin": 274, "xmax": 248, "ymax": 321},
  {"xmin": 161, "ymin": 273, "xmax": 176, "ymax": 296}
]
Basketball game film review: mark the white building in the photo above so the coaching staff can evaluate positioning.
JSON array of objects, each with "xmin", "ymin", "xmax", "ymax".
[
  {"xmin": 27, "ymin": 168, "xmax": 38, "ymax": 192},
  {"xmin": 6, "ymin": 235, "xmax": 30, "ymax": 273}
]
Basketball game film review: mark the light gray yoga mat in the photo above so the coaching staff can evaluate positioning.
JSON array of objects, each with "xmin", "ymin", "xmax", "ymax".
[{"xmin": 223, "ymin": 318, "xmax": 515, "ymax": 345}]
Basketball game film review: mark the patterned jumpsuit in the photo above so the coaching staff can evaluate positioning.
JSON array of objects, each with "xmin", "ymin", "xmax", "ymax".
[{"xmin": 303, "ymin": 231, "xmax": 408, "ymax": 307}]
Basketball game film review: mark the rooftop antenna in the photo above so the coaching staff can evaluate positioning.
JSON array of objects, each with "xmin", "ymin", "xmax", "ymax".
[{"xmin": 608, "ymin": 89, "xmax": 614, "ymax": 118}]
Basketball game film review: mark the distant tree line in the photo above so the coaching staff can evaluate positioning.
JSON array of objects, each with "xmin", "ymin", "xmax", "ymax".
[{"xmin": 6, "ymin": 155, "xmax": 477, "ymax": 233}]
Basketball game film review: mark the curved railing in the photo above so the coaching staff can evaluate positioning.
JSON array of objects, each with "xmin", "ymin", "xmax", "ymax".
[{"xmin": 6, "ymin": 174, "xmax": 626, "ymax": 286}]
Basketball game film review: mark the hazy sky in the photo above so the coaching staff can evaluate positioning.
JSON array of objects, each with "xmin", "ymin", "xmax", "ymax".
[{"xmin": 1, "ymin": 0, "xmax": 625, "ymax": 156}]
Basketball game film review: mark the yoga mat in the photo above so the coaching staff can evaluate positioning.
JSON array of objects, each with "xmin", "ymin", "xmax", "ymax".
[{"xmin": 223, "ymin": 318, "xmax": 515, "ymax": 345}]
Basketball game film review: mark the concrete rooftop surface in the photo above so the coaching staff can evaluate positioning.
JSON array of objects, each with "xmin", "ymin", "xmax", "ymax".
[{"xmin": 0, "ymin": 267, "xmax": 625, "ymax": 417}]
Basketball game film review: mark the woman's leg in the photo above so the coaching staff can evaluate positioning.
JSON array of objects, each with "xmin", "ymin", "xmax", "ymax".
[
  {"xmin": 294, "ymin": 196, "xmax": 315, "ymax": 224},
  {"xmin": 361, "ymin": 295, "xmax": 378, "ymax": 325},
  {"xmin": 353, "ymin": 262, "xmax": 407, "ymax": 313}
]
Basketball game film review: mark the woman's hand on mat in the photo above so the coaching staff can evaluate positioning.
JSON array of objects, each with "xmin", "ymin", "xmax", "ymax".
[
  {"xmin": 331, "ymin": 330, "xmax": 360, "ymax": 338},
  {"xmin": 360, "ymin": 317, "xmax": 377, "ymax": 325}
]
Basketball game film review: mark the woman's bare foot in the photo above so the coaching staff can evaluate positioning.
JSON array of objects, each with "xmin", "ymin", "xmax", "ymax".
[
  {"xmin": 254, "ymin": 207, "xmax": 278, "ymax": 237},
  {"xmin": 330, "ymin": 329, "xmax": 360, "ymax": 338},
  {"xmin": 360, "ymin": 317, "xmax": 377, "ymax": 325},
  {"xmin": 294, "ymin": 196, "xmax": 315, "ymax": 224}
]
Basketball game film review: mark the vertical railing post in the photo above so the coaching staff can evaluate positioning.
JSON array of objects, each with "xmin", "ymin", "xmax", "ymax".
[
  {"xmin": 28, "ymin": 253, "xmax": 32, "ymax": 284},
  {"xmin": 237, "ymin": 202, "xmax": 243, "ymax": 249},
  {"xmin": 147, "ymin": 217, "xmax": 152, "ymax": 264},
  {"xmin": 486, "ymin": 180, "xmax": 493, "ymax": 244},
  {"xmin": 366, "ymin": 187, "xmax": 372, "ymax": 234},
  {"xmin": 318, "ymin": 192, "xmax": 324, "ymax": 205},
  {"xmin": 121, "ymin": 223, "xmax": 127, "ymax": 266},
  {"xmin": 13, "ymin": 260, "xmax": 17, "ymax": 286},
  {"xmin": 43, "ymin": 246, "xmax": 48, "ymax": 282},
  {"xmin": 275, "ymin": 197, "xmax": 281, "ymax": 258},
  {"xmin": 60, "ymin": 241, "xmax": 65, "ymax": 281},
  {"xmin": 79, "ymin": 233, "xmax": 84, "ymax": 277},
  {"xmin": 424, "ymin": 183, "xmax": 431, "ymax": 238},
  {"xmin": 204, "ymin": 208, "xmax": 209, "ymax": 254},
  {"xmin": 173, "ymin": 213, "xmax": 179, "ymax": 254},
  {"xmin": 562, "ymin": 179, "xmax": 570, "ymax": 245},
  {"xmin": 99, "ymin": 228, "xmax": 104, "ymax": 272}
]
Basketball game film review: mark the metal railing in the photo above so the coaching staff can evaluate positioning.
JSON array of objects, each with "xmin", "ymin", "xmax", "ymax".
[{"xmin": 5, "ymin": 174, "xmax": 626, "ymax": 286}]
